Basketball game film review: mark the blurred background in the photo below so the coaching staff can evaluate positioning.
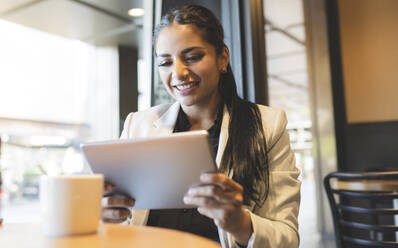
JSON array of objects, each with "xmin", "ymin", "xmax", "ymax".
[{"xmin": 1, "ymin": 1, "xmax": 397, "ymax": 247}]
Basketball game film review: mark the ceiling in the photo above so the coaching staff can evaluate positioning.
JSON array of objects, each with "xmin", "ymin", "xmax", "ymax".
[{"xmin": 0, "ymin": 0, "xmax": 144, "ymax": 47}]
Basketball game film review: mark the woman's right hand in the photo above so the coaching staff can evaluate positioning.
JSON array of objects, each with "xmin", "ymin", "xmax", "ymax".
[{"xmin": 102, "ymin": 182, "xmax": 135, "ymax": 223}]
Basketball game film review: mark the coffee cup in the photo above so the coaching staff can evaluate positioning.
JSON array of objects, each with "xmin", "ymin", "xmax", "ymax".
[{"xmin": 40, "ymin": 174, "xmax": 104, "ymax": 237}]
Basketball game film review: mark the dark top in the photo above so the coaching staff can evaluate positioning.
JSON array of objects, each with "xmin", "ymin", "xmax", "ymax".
[{"xmin": 146, "ymin": 103, "xmax": 223, "ymax": 243}]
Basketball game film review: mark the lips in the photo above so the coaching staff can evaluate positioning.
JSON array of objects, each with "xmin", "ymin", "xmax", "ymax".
[
  {"xmin": 172, "ymin": 81, "xmax": 200, "ymax": 95},
  {"xmin": 174, "ymin": 82, "xmax": 198, "ymax": 90}
]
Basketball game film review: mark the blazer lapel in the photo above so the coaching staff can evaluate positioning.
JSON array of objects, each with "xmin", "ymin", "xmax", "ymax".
[
  {"xmin": 215, "ymin": 105, "xmax": 230, "ymax": 169},
  {"xmin": 152, "ymin": 102, "xmax": 180, "ymax": 136},
  {"xmin": 216, "ymin": 106, "xmax": 231, "ymax": 247},
  {"xmin": 131, "ymin": 209, "xmax": 150, "ymax": 226}
]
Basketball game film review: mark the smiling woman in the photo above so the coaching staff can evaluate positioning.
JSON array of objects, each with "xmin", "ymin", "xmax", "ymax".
[
  {"xmin": 155, "ymin": 23, "xmax": 227, "ymax": 127},
  {"xmin": 102, "ymin": 5, "xmax": 301, "ymax": 248}
]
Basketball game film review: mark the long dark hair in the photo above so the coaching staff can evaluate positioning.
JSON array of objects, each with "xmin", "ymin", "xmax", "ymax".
[{"xmin": 153, "ymin": 5, "xmax": 269, "ymax": 208}]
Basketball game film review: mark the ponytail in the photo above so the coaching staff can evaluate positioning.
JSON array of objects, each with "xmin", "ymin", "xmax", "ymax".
[{"xmin": 219, "ymin": 63, "xmax": 269, "ymax": 207}]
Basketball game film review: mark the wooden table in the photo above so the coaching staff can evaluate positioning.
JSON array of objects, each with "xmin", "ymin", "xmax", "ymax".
[{"xmin": 0, "ymin": 223, "xmax": 221, "ymax": 248}]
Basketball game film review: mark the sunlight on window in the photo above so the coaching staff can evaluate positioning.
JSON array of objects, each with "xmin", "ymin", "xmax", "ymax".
[
  {"xmin": 0, "ymin": 19, "xmax": 84, "ymax": 123},
  {"xmin": 0, "ymin": 19, "xmax": 119, "ymax": 137},
  {"xmin": 0, "ymin": 19, "xmax": 120, "ymax": 223}
]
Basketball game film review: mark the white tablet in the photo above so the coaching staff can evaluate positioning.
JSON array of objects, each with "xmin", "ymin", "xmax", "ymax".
[{"xmin": 80, "ymin": 130, "xmax": 217, "ymax": 209}]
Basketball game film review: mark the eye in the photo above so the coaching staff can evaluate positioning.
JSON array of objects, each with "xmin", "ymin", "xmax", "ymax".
[
  {"xmin": 158, "ymin": 60, "xmax": 172, "ymax": 67},
  {"xmin": 186, "ymin": 54, "xmax": 204, "ymax": 62}
]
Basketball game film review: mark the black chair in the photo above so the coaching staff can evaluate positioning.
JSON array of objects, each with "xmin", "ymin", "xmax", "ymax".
[{"xmin": 324, "ymin": 171, "xmax": 398, "ymax": 248}]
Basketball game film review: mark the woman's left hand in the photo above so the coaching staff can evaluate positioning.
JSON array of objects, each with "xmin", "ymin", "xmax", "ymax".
[{"xmin": 183, "ymin": 173, "xmax": 253, "ymax": 245}]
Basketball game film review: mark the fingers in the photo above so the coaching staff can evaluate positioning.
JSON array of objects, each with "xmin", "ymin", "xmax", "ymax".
[
  {"xmin": 200, "ymin": 173, "xmax": 243, "ymax": 193},
  {"xmin": 102, "ymin": 182, "xmax": 134, "ymax": 223},
  {"xmin": 102, "ymin": 207, "xmax": 131, "ymax": 223},
  {"xmin": 186, "ymin": 174, "xmax": 244, "ymax": 207},
  {"xmin": 185, "ymin": 196, "xmax": 234, "ymax": 222},
  {"xmin": 197, "ymin": 206, "xmax": 233, "ymax": 220},
  {"xmin": 102, "ymin": 197, "xmax": 135, "ymax": 208},
  {"xmin": 184, "ymin": 195, "xmax": 224, "ymax": 208},
  {"xmin": 186, "ymin": 185, "xmax": 243, "ymax": 205},
  {"xmin": 184, "ymin": 174, "xmax": 248, "ymax": 235},
  {"xmin": 104, "ymin": 181, "xmax": 114, "ymax": 193}
]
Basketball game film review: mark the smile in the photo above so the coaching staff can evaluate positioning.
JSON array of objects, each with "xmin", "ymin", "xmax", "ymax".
[{"xmin": 173, "ymin": 82, "xmax": 199, "ymax": 91}]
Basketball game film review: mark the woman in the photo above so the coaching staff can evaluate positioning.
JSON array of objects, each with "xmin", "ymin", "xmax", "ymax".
[{"xmin": 103, "ymin": 5, "xmax": 301, "ymax": 248}]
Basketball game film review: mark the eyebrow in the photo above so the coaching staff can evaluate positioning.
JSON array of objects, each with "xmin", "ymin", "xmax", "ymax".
[{"xmin": 156, "ymin": 46, "xmax": 204, "ymax": 58}]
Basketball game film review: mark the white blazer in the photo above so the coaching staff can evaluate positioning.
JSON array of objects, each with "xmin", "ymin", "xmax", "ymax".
[{"xmin": 120, "ymin": 102, "xmax": 301, "ymax": 248}]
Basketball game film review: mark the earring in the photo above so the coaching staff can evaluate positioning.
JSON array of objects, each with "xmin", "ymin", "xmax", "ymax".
[{"xmin": 220, "ymin": 68, "xmax": 227, "ymax": 73}]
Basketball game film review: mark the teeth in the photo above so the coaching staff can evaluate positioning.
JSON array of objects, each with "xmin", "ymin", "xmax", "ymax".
[{"xmin": 175, "ymin": 82, "xmax": 196, "ymax": 90}]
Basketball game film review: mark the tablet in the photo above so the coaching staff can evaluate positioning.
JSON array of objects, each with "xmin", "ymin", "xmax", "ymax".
[{"xmin": 80, "ymin": 130, "xmax": 217, "ymax": 209}]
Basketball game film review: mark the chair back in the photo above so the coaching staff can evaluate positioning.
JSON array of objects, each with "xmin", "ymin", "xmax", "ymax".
[{"xmin": 324, "ymin": 171, "xmax": 398, "ymax": 248}]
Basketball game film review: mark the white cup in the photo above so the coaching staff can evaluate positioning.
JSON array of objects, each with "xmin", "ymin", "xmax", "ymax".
[{"xmin": 40, "ymin": 174, "xmax": 104, "ymax": 237}]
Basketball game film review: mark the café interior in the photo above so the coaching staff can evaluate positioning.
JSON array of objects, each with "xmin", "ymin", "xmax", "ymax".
[{"xmin": 1, "ymin": 0, "xmax": 398, "ymax": 247}]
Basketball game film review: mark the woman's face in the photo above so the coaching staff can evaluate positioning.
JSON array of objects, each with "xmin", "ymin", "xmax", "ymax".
[{"xmin": 155, "ymin": 23, "xmax": 228, "ymax": 109}]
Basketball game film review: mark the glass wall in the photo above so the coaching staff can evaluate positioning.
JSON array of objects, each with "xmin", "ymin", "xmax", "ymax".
[
  {"xmin": 263, "ymin": 0, "xmax": 319, "ymax": 247},
  {"xmin": 0, "ymin": 18, "xmax": 120, "ymax": 222},
  {"xmin": 0, "ymin": 0, "xmax": 146, "ymax": 223}
]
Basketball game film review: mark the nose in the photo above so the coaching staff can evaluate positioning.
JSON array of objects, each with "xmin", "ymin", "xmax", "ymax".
[{"xmin": 173, "ymin": 59, "xmax": 189, "ymax": 81}]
